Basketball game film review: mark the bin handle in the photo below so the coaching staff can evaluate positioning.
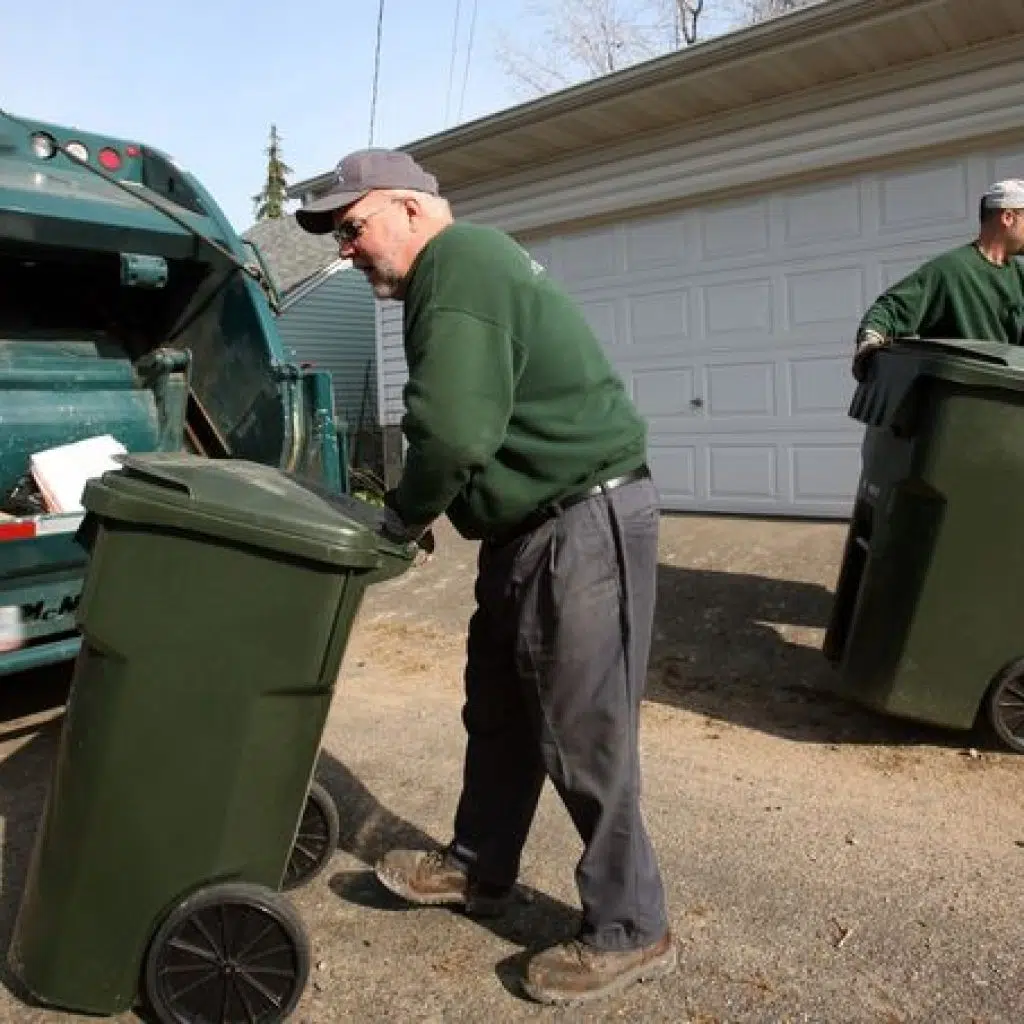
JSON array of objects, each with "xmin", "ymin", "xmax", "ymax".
[{"xmin": 115, "ymin": 457, "xmax": 194, "ymax": 496}]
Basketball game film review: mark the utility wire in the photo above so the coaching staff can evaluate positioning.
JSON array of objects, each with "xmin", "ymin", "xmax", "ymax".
[
  {"xmin": 368, "ymin": 0, "xmax": 386, "ymax": 145},
  {"xmin": 444, "ymin": 0, "xmax": 463, "ymax": 127},
  {"xmin": 457, "ymin": 0, "xmax": 479, "ymax": 123}
]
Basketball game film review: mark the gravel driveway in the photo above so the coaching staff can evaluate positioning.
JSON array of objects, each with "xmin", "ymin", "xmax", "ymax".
[{"xmin": 0, "ymin": 513, "xmax": 1019, "ymax": 1023}]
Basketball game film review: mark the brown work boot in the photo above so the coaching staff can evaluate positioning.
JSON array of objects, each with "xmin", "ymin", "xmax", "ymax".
[
  {"xmin": 522, "ymin": 932, "xmax": 677, "ymax": 1005},
  {"xmin": 373, "ymin": 848, "xmax": 511, "ymax": 917}
]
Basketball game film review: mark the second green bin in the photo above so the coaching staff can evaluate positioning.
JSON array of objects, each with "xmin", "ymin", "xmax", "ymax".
[{"xmin": 824, "ymin": 338, "xmax": 1024, "ymax": 752}]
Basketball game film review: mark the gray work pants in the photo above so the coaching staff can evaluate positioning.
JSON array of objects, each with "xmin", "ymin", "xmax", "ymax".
[{"xmin": 450, "ymin": 476, "xmax": 669, "ymax": 951}]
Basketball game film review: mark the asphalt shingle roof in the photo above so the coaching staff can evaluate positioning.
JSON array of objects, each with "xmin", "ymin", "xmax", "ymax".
[{"xmin": 242, "ymin": 214, "xmax": 338, "ymax": 296}]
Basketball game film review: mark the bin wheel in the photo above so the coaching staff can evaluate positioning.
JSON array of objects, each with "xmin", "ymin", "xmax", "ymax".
[
  {"xmin": 986, "ymin": 666, "xmax": 1024, "ymax": 754},
  {"xmin": 143, "ymin": 881, "xmax": 310, "ymax": 1024},
  {"xmin": 282, "ymin": 779, "xmax": 340, "ymax": 891}
]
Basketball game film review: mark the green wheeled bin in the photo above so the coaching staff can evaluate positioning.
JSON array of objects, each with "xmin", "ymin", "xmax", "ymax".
[
  {"xmin": 6, "ymin": 452, "xmax": 414, "ymax": 1023},
  {"xmin": 823, "ymin": 338, "xmax": 1024, "ymax": 753}
]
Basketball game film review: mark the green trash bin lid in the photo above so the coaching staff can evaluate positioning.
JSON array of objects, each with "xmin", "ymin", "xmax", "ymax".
[
  {"xmin": 82, "ymin": 452, "xmax": 405, "ymax": 570},
  {"xmin": 891, "ymin": 337, "xmax": 1024, "ymax": 373},
  {"xmin": 851, "ymin": 337, "xmax": 1024, "ymax": 429}
]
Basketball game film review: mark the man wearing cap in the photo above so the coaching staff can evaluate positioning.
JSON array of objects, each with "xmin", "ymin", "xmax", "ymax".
[
  {"xmin": 853, "ymin": 179, "xmax": 1024, "ymax": 379},
  {"xmin": 296, "ymin": 149, "xmax": 675, "ymax": 1005}
]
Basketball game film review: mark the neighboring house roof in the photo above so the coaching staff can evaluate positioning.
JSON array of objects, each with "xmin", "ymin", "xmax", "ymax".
[
  {"xmin": 286, "ymin": 171, "xmax": 335, "ymax": 202},
  {"xmin": 278, "ymin": 259, "xmax": 352, "ymax": 313},
  {"xmin": 242, "ymin": 214, "xmax": 338, "ymax": 296}
]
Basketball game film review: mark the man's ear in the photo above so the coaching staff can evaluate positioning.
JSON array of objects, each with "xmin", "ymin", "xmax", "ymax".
[{"xmin": 401, "ymin": 195, "xmax": 425, "ymax": 231}]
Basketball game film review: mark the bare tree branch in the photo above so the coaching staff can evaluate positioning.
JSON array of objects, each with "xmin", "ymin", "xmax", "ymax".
[
  {"xmin": 493, "ymin": 0, "xmax": 816, "ymax": 99},
  {"xmin": 672, "ymin": 0, "xmax": 705, "ymax": 45},
  {"xmin": 732, "ymin": 0, "xmax": 822, "ymax": 26},
  {"xmin": 496, "ymin": 0, "xmax": 698, "ymax": 97}
]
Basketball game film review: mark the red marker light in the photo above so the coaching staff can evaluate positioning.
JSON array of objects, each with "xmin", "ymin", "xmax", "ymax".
[
  {"xmin": 0, "ymin": 522, "xmax": 34, "ymax": 542},
  {"xmin": 98, "ymin": 147, "xmax": 122, "ymax": 171},
  {"xmin": 125, "ymin": 145, "xmax": 141, "ymax": 157}
]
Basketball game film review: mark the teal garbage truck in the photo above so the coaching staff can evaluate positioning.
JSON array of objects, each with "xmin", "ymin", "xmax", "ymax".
[{"xmin": 0, "ymin": 109, "xmax": 343, "ymax": 676}]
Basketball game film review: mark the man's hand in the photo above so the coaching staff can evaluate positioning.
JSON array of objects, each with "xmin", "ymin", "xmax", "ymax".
[
  {"xmin": 852, "ymin": 328, "xmax": 888, "ymax": 382},
  {"xmin": 411, "ymin": 530, "xmax": 435, "ymax": 568},
  {"xmin": 382, "ymin": 488, "xmax": 436, "ymax": 566}
]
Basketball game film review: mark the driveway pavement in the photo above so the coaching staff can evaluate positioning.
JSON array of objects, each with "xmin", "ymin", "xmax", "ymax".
[{"xmin": 0, "ymin": 514, "xmax": 1019, "ymax": 1023}]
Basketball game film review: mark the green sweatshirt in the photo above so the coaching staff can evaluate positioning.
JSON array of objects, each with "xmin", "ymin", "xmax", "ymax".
[
  {"xmin": 859, "ymin": 243, "xmax": 1024, "ymax": 344},
  {"xmin": 393, "ymin": 222, "xmax": 647, "ymax": 540}
]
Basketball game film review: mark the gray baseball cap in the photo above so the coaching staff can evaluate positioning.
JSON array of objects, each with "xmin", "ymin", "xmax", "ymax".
[{"xmin": 295, "ymin": 148, "xmax": 439, "ymax": 234}]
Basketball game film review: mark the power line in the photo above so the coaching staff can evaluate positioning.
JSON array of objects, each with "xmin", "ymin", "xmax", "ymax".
[
  {"xmin": 368, "ymin": 0, "xmax": 386, "ymax": 145},
  {"xmin": 457, "ymin": 0, "xmax": 479, "ymax": 123},
  {"xmin": 444, "ymin": 0, "xmax": 463, "ymax": 127}
]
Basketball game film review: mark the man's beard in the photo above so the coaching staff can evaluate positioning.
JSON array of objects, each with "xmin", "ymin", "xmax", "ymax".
[{"xmin": 357, "ymin": 260, "xmax": 406, "ymax": 300}]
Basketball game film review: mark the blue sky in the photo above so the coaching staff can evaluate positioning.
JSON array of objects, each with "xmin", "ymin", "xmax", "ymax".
[{"xmin": 1, "ymin": 0, "xmax": 738, "ymax": 232}]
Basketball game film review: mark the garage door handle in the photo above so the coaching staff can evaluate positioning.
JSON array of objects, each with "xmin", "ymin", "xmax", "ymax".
[{"xmin": 690, "ymin": 397, "xmax": 704, "ymax": 409}]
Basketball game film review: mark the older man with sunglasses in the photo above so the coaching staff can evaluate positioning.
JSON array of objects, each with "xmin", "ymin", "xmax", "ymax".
[{"xmin": 297, "ymin": 148, "xmax": 674, "ymax": 1006}]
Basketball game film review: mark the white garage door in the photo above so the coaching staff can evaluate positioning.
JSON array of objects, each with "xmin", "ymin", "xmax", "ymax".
[{"xmin": 523, "ymin": 146, "xmax": 1024, "ymax": 518}]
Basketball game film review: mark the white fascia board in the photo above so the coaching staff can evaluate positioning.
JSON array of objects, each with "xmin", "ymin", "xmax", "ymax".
[{"xmin": 448, "ymin": 54, "xmax": 1024, "ymax": 236}]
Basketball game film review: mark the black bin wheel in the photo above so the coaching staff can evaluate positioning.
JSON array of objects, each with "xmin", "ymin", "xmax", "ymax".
[
  {"xmin": 282, "ymin": 779, "xmax": 340, "ymax": 891},
  {"xmin": 987, "ymin": 665, "xmax": 1024, "ymax": 754},
  {"xmin": 144, "ymin": 881, "xmax": 310, "ymax": 1024}
]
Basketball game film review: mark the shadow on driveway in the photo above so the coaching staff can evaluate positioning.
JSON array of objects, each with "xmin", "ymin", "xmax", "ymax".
[
  {"xmin": 0, "ymin": 663, "xmax": 72, "ymax": 1006},
  {"xmin": 647, "ymin": 562, "xmax": 988, "ymax": 750},
  {"xmin": 318, "ymin": 749, "xmax": 581, "ymax": 974},
  {"xmin": 0, "ymin": 660, "xmax": 578, "ymax": 1009}
]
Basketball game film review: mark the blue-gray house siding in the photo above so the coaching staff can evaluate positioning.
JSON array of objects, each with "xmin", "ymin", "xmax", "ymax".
[{"xmin": 276, "ymin": 265, "xmax": 378, "ymax": 433}]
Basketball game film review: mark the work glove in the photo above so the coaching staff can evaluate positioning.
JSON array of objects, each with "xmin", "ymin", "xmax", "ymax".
[{"xmin": 852, "ymin": 328, "xmax": 888, "ymax": 382}]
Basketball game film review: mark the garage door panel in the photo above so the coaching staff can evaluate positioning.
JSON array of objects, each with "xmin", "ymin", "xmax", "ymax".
[
  {"xmin": 645, "ymin": 413, "xmax": 854, "ymax": 438},
  {"xmin": 706, "ymin": 362, "xmax": 775, "ymax": 417},
  {"xmin": 577, "ymin": 299, "xmax": 618, "ymax": 346},
  {"xmin": 563, "ymin": 242, "xmax": 894, "ymax": 308},
  {"xmin": 791, "ymin": 443, "xmax": 863, "ymax": 505},
  {"xmin": 647, "ymin": 445, "xmax": 697, "ymax": 502},
  {"xmin": 785, "ymin": 265, "xmax": 867, "ymax": 326},
  {"xmin": 700, "ymin": 198, "xmax": 770, "ymax": 259},
  {"xmin": 703, "ymin": 278, "xmax": 774, "ymax": 336},
  {"xmin": 708, "ymin": 444, "xmax": 777, "ymax": 501},
  {"xmin": 788, "ymin": 355, "xmax": 855, "ymax": 416},
  {"xmin": 625, "ymin": 213, "xmax": 689, "ymax": 271},
  {"xmin": 988, "ymin": 147, "xmax": 1024, "ymax": 183},
  {"xmin": 649, "ymin": 433, "xmax": 862, "ymax": 514},
  {"xmin": 624, "ymin": 346, "xmax": 851, "ymax": 426},
  {"xmin": 633, "ymin": 368, "xmax": 696, "ymax": 417},
  {"xmin": 560, "ymin": 225, "xmax": 621, "ymax": 281},
  {"xmin": 878, "ymin": 160, "xmax": 970, "ymax": 232},
  {"xmin": 782, "ymin": 180, "xmax": 864, "ymax": 247},
  {"xmin": 627, "ymin": 287, "xmax": 690, "ymax": 345}
]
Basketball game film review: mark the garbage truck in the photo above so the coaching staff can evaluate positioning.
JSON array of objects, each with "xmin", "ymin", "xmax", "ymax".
[{"xmin": 0, "ymin": 109, "xmax": 344, "ymax": 677}]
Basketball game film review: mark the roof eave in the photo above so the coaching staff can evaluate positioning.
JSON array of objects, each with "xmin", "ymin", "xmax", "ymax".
[
  {"xmin": 403, "ymin": 0, "xmax": 924, "ymax": 161},
  {"xmin": 286, "ymin": 171, "xmax": 335, "ymax": 199}
]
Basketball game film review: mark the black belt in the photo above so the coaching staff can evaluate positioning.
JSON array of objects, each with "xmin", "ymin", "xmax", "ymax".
[{"xmin": 488, "ymin": 465, "xmax": 650, "ymax": 547}]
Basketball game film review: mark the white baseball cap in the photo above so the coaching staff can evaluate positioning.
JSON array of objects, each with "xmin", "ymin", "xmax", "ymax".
[{"xmin": 982, "ymin": 179, "xmax": 1024, "ymax": 209}]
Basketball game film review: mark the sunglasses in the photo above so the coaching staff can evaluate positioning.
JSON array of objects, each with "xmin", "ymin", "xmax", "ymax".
[{"xmin": 332, "ymin": 198, "xmax": 403, "ymax": 245}]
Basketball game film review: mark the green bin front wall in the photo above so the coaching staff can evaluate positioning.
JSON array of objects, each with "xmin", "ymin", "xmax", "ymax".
[
  {"xmin": 9, "ymin": 518, "xmax": 372, "ymax": 1015},
  {"xmin": 836, "ymin": 377, "xmax": 1024, "ymax": 728}
]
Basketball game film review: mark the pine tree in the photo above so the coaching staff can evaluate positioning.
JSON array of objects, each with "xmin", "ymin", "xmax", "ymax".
[{"xmin": 252, "ymin": 125, "xmax": 293, "ymax": 221}]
